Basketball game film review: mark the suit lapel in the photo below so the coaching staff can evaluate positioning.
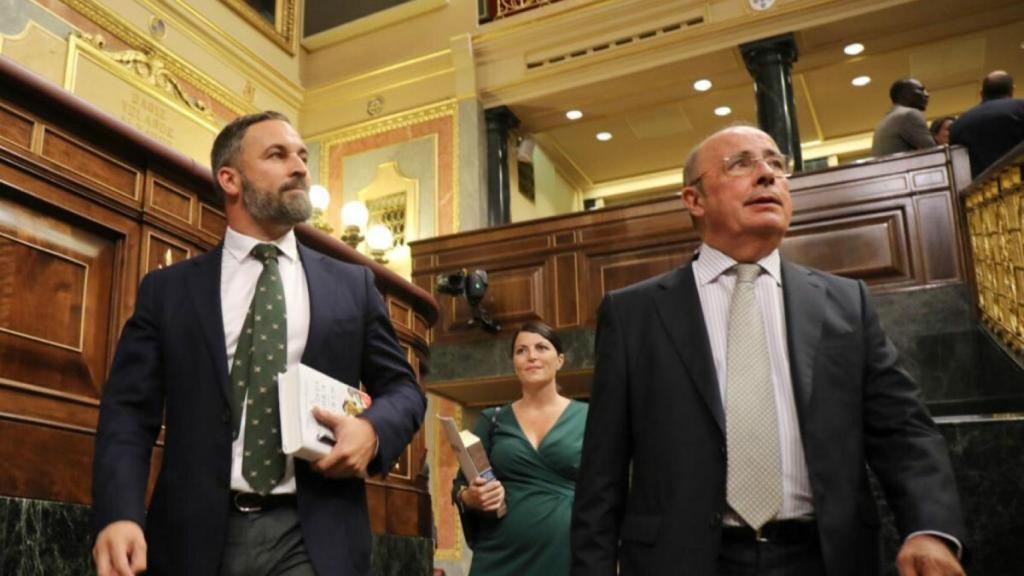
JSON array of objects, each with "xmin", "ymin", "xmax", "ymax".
[
  {"xmin": 187, "ymin": 245, "xmax": 231, "ymax": 404},
  {"xmin": 781, "ymin": 260, "xmax": 826, "ymax": 413},
  {"xmin": 653, "ymin": 264, "xmax": 724, "ymax": 433},
  {"xmin": 298, "ymin": 243, "xmax": 332, "ymax": 366}
]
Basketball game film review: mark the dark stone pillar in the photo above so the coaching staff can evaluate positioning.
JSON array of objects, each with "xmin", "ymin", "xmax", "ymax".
[
  {"xmin": 485, "ymin": 106, "xmax": 519, "ymax": 226},
  {"xmin": 740, "ymin": 34, "xmax": 802, "ymax": 172}
]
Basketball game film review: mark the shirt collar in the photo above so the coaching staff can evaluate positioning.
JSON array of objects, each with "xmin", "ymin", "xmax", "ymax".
[
  {"xmin": 693, "ymin": 243, "xmax": 782, "ymax": 287},
  {"xmin": 223, "ymin": 226, "xmax": 299, "ymax": 264}
]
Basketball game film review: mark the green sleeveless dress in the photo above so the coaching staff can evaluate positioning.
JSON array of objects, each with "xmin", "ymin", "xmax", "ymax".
[{"xmin": 458, "ymin": 400, "xmax": 588, "ymax": 576}]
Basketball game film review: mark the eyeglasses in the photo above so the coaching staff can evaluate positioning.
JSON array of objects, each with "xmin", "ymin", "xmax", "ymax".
[{"xmin": 687, "ymin": 151, "xmax": 793, "ymax": 186}]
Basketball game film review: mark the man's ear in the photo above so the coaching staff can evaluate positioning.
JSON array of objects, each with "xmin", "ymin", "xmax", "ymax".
[
  {"xmin": 681, "ymin": 185, "xmax": 705, "ymax": 218},
  {"xmin": 217, "ymin": 166, "xmax": 241, "ymax": 200}
]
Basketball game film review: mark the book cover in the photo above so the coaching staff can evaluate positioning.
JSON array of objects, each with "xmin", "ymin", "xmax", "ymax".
[
  {"xmin": 279, "ymin": 364, "xmax": 372, "ymax": 461},
  {"xmin": 439, "ymin": 416, "xmax": 506, "ymax": 517}
]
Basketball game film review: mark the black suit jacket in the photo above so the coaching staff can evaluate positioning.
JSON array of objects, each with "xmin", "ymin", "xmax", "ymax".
[
  {"xmin": 571, "ymin": 259, "xmax": 965, "ymax": 576},
  {"xmin": 949, "ymin": 97, "xmax": 1024, "ymax": 178},
  {"xmin": 93, "ymin": 243, "xmax": 426, "ymax": 575}
]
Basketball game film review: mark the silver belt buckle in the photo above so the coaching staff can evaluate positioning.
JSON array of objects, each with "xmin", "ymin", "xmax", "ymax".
[{"xmin": 233, "ymin": 492, "xmax": 262, "ymax": 513}]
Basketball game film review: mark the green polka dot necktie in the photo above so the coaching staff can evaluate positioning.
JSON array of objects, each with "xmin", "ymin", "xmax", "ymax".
[
  {"xmin": 229, "ymin": 243, "xmax": 288, "ymax": 494},
  {"xmin": 725, "ymin": 263, "xmax": 783, "ymax": 529}
]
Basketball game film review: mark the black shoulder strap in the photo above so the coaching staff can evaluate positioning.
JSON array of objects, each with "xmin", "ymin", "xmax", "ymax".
[{"xmin": 486, "ymin": 405, "xmax": 504, "ymax": 453}]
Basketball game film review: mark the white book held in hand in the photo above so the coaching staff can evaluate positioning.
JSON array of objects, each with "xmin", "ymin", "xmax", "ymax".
[
  {"xmin": 279, "ymin": 364, "xmax": 372, "ymax": 461},
  {"xmin": 439, "ymin": 415, "xmax": 507, "ymax": 518}
]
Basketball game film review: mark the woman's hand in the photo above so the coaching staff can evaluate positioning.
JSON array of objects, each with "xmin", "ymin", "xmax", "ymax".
[{"xmin": 460, "ymin": 477, "xmax": 505, "ymax": 512}]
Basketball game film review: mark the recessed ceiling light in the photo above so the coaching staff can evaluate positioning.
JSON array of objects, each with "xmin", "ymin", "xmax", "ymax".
[
  {"xmin": 843, "ymin": 42, "xmax": 865, "ymax": 56},
  {"xmin": 693, "ymin": 79, "xmax": 713, "ymax": 92},
  {"xmin": 566, "ymin": 109, "xmax": 583, "ymax": 120},
  {"xmin": 596, "ymin": 131, "xmax": 613, "ymax": 141},
  {"xmin": 714, "ymin": 106, "xmax": 732, "ymax": 117},
  {"xmin": 851, "ymin": 75, "xmax": 872, "ymax": 87}
]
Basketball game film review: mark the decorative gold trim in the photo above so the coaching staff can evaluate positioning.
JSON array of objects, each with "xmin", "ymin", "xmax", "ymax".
[
  {"xmin": 71, "ymin": 34, "xmax": 216, "ymax": 121},
  {"xmin": 61, "ymin": 0, "xmax": 258, "ymax": 116},
  {"xmin": 0, "ymin": 231, "xmax": 89, "ymax": 354},
  {"xmin": 314, "ymin": 99, "xmax": 458, "ymax": 145},
  {"xmin": 220, "ymin": 0, "xmax": 298, "ymax": 55}
]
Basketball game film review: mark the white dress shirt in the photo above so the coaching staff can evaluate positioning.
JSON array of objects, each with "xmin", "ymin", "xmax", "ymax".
[
  {"xmin": 222, "ymin": 226, "xmax": 310, "ymax": 494},
  {"xmin": 693, "ymin": 244, "xmax": 814, "ymax": 523}
]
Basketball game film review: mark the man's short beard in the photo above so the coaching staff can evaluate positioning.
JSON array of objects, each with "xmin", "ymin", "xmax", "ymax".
[{"xmin": 241, "ymin": 175, "xmax": 312, "ymax": 226}]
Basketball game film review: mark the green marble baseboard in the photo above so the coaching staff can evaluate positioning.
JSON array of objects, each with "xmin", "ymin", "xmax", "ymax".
[{"xmin": 0, "ymin": 496, "xmax": 432, "ymax": 575}]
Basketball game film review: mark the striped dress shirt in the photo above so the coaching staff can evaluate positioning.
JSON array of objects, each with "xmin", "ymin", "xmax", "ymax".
[{"xmin": 692, "ymin": 244, "xmax": 814, "ymax": 523}]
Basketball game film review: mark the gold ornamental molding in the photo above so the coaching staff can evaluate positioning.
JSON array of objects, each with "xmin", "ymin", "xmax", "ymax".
[
  {"xmin": 61, "ymin": 0, "xmax": 262, "ymax": 116},
  {"xmin": 76, "ymin": 34, "xmax": 216, "ymax": 121},
  {"xmin": 219, "ymin": 0, "xmax": 298, "ymax": 55},
  {"xmin": 315, "ymin": 99, "xmax": 458, "ymax": 147},
  {"xmin": 963, "ymin": 156, "xmax": 1024, "ymax": 357}
]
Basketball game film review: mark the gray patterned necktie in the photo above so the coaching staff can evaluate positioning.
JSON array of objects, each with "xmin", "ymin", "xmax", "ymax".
[
  {"xmin": 725, "ymin": 263, "xmax": 783, "ymax": 529},
  {"xmin": 229, "ymin": 243, "xmax": 288, "ymax": 494}
]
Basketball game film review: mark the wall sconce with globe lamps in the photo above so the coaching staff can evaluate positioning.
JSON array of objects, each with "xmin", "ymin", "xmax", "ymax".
[
  {"xmin": 308, "ymin": 185, "xmax": 333, "ymax": 234},
  {"xmin": 340, "ymin": 200, "xmax": 368, "ymax": 249}
]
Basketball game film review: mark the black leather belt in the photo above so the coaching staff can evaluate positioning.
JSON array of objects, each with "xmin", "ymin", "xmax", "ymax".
[
  {"xmin": 721, "ymin": 519, "xmax": 818, "ymax": 544},
  {"xmin": 230, "ymin": 491, "xmax": 297, "ymax": 513}
]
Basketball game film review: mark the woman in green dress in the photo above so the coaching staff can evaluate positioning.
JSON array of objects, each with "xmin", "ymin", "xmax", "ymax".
[{"xmin": 453, "ymin": 321, "xmax": 588, "ymax": 576}]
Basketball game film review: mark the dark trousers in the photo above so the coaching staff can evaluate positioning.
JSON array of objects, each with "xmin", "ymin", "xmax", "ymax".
[
  {"xmin": 716, "ymin": 521, "xmax": 826, "ymax": 576},
  {"xmin": 220, "ymin": 504, "xmax": 317, "ymax": 576}
]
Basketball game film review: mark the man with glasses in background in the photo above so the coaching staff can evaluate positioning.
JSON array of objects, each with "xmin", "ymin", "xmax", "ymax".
[{"xmin": 572, "ymin": 125, "xmax": 966, "ymax": 576}]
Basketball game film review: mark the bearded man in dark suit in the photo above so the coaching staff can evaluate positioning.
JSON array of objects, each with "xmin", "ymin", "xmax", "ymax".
[{"xmin": 92, "ymin": 111, "xmax": 425, "ymax": 576}]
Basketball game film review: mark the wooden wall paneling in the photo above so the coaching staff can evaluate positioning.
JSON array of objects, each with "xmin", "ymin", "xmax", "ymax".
[
  {"xmin": 0, "ymin": 103, "xmax": 34, "ymax": 152},
  {"xmin": 435, "ymin": 235, "xmax": 550, "ymax": 269},
  {"xmin": 147, "ymin": 175, "xmax": 195, "ymax": 229},
  {"xmin": 385, "ymin": 485, "xmax": 423, "ymax": 536},
  {"xmin": 583, "ymin": 242, "xmax": 694, "ymax": 325},
  {"xmin": 198, "ymin": 202, "xmax": 227, "ymax": 245},
  {"xmin": 39, "ymin": 127, "xmax": 141, "ymax": 205},
  {"xmin": 915, "ymin": 192, "xmax": 964, "ymax": 284},
  {"xmin": 141, "ymin": 226, "xmax": 194, "ymax": 275},
  {"xmin": 365, "ymin": 481, "xmax": 387, "ymax": 533},
  {"xmin": 781, "ymin": 208, "xmax": 913, "ymax": 286},
  {"xmin": 0, "ymin": 419, "xmax": 97, "ymax": 503},
  {"xmin": 554, "ymin": 253, "xmax": 579, "ymax": 328}
]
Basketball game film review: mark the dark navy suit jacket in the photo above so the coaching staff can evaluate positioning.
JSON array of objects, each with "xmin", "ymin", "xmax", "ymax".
[
  {"xmin": 571, "ymin": 259, "xmax": 965, "ymax": 576},
  {"xmin": 950, "ymin": 97, "xmax": 1024, "ymax": 178},
  {"xmin": 93, "ymin": 242, "xmax": 426, "ymax": 575}
]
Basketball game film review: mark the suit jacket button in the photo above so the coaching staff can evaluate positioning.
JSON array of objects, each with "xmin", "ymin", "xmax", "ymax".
[{"xmin": 710, "ymin": 513, "xmax": 722, "ymax": 527}]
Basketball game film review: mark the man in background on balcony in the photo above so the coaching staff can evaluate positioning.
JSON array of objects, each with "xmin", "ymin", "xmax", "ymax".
[
  {"xmin": 872, "ymin": 78, "xmax": 936, "ymax": 156},
  {"xmin": 572, "ymin": 125, "xmax": 966, "ymax": 576},
  {"xmin": 91, "ymin": 111, "xmax": 426, "ymax": 576},
  {"xmin": 950, "ymin": 70, "xmax": 1024, "ymax": 178}
]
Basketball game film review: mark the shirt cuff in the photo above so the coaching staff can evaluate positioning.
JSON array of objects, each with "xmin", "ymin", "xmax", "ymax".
[{"xmin": 905, "ymin": 531, "xmax": 963, "ymax": 559}]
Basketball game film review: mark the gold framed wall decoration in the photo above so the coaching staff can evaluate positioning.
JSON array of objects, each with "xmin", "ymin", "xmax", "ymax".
[{"xmin": 221, "ymin": 0, "xmax": 298, "ymax": 55}]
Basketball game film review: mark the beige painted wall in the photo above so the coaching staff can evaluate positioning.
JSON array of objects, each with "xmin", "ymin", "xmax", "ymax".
[{"xmin": 511, "ymin": 143, "xmax": 581, "ymax": 223}]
